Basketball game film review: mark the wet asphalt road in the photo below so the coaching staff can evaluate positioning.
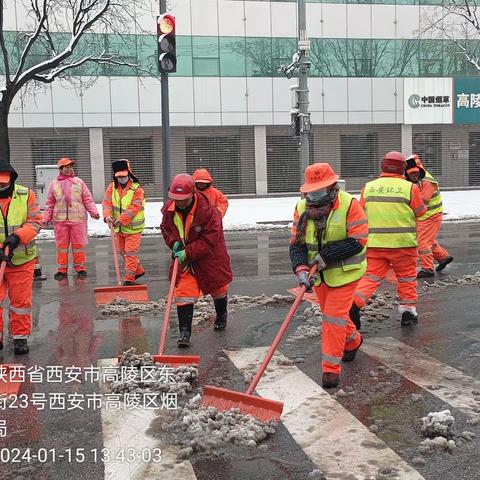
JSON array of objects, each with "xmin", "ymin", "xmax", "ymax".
[{"xmin": 0, "ymin": 221, "xmax": 480, "ymax": 480}]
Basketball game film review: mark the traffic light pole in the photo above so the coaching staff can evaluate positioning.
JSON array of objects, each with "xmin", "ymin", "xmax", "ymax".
[
  {"xmin": 160, "ymin": 0, "xmax": 170, "ymax": 201},
  {"xmin": 297, "ymin": 0, "xmax": 310, "ymax": 177}
]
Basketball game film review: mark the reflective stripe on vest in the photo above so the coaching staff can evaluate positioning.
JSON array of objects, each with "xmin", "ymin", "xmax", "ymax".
[
  {"xmin": 419, "ymin": 171, "xmax": 443, "ymax": 221},
  {"xmin": 0, "ymin": 184, "xmax": 37, "ymax": 266},
  {"xmin": 296, "ymin": 190, "xmax": 367, "ymax": 288},
  {"xmin": 363, "ymin": 177, "xmax": 417, "ymax": 248},
  {"xmin": 111, "ymin": 183, "xmax": 145, "ymax": 234}
]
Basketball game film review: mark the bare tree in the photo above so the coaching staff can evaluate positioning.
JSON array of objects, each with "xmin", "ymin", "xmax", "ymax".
[{"xmin": 0, "ymin": 0, "xmax": 157, "ymax": 161}]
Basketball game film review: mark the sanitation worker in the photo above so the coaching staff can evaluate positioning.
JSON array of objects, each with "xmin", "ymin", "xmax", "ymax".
[
  {"xmin": 405, "ymin": 154, "xmax": 453, "ymax": 278},
  {"xmin": 192, "ymin": 168, "xmax": 229, "ymax": 218},
  {"xmin": 44, "ymin": 157, "xmax": 100, "ymax": 280},
  {"xmin": 160, "ymin": 173, "xmax": 233, "ymax": 347},
  {"xmin": 350, "ymin": 151, "xmax": 427, "ymax": 329},
  {"xmin": 289, "ymin": 163, "xmax": 367, "ymax": 389},
  {"xmin": 0, "ymin": 159, "xmax": 43, "ymax": 354},
  {"xmin": 102, "ymin": 160, "xmax": 145, "ymax": 286}
]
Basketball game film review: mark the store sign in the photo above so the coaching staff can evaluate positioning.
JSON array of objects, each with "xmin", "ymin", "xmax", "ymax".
[
  {"xmin": 404, "ymin": 78, "xmax": 453, "ymax": 124},
  {"xmin": 453, "ymin": 77, "xmax": 480, "ymax": 124}
]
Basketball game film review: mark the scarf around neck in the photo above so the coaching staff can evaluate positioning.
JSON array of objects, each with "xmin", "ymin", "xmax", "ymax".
[{"xmin": 57, "ymin": 172, "xmax": 76, "ymax": 207}]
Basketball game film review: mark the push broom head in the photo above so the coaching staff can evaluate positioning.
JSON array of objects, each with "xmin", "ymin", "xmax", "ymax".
[
  {"xmin": 201, "ymin": 385, "xmax": 284, "ymax": 423},
  {"xmin": 94, "ymin": 284, "xmax": 149, "ymax": 305}
]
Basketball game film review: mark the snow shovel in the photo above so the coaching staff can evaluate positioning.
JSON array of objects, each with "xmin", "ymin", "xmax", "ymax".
[
  {"xmin": 94, "ymin": 222, "xmax": 149, "ymax": 305},
  {"xmin": 0, "ymin": 246, "xmax": 24, "ymax": 397},
  {"xmin": 152, "ymin": 258, "xmax": 200, "ymax": 366},
  {"xmin": 202, "ymin": 265, "xmax": 318, "ymax": 423}
]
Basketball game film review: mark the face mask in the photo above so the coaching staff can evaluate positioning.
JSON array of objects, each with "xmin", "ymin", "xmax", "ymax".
[
  {"xmin": 306, "ymin": 190, "xmax": 328, "ymax": 204},
  {"xmin": 118, "ymin": 177, "xmax": 129, "ymax": 185},
  {"xmin": 196, "ymin": 183, "xmax": 210, "ymax": 191}
]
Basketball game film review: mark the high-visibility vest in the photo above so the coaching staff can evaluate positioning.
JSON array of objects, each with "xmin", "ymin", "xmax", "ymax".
[
  {"xmin": 363, "ymin": 177, "xmax": 417, "ymax": 248},
  {"xmin": 419, "ymin": 171, "xmax": 443, "ymax": 221},
  {"xmin": 296, "ymin": 190, "xmax": 367, "ymax": 288},
  {"xmin": 0, "ymin": 184, "xmax": 37, "ymax": 266},
  {"xmin": 112, "ymin": 183, "xmax": 145, "ymax": 234}
]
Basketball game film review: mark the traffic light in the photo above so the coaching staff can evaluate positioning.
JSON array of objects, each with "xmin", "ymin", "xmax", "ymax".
[{"xmin": 157, "ymin": 13, "xmax": 176, "ymax": 74}]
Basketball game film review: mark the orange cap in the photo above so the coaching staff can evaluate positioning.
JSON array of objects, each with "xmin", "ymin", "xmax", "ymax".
[
  {"xmin": 192, "ymin": 168, "xmax": 213, "ymax": 184},
  {"xmin": 0, "ymin": 172, "xmax": 10, "ymax": 183},
  {"xmin": 300, "ymin": 163, "xmax": 339, "ymax": 193},
  {"xmin": 114, "ymin": 170, "xmax": 129, "ymax": 177},
  {"xmin": 57, "ymin": 157, "xmax": 75, "ymax": 168}
]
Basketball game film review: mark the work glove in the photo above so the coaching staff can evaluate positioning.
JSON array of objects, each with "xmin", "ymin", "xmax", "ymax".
[
  {"xmin": 104, "ymin": 216, "xmax": 114, "ymax": 224},
  {"xmin": 91, "ymin": 213, "xmax": 100, "ymax": 220},
  {"xmin": 172, "ymin": 241, "xmax": 184, "ymax": 253},
  {"xmin": 310, "ymin": 253, "xmax": 327, "ymax": 271},
  {"xmin": 0, "ymin": 234, "xmax": 20, "ymax": 262},
  {"xmin": 174, "ymin": 249, "xmax": 188, "ymax": 265},
  {"xmin": 112, "ymin": 219, "xmax": 121, "ymax": 228},
  {"xmin": 296, "ymin": 270, "xmax": 315, "ymax": 292}
]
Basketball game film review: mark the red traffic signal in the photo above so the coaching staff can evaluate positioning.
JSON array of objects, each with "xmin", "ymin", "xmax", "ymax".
[{"xmin": 157, "ymin": 14, "xmax": 176, "ymax": 73}]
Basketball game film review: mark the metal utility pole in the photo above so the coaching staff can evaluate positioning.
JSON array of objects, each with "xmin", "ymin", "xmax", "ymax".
[
  {"xmin": 160, "ymin": 0, "xmax": 171, "ymax": 201},
  {"xmin": 297, "ymin": 0, "xmax": 311, "ymax": 177}
]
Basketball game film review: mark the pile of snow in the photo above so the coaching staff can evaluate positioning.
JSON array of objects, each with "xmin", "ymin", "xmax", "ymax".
[
  {"xmin": 421, "ymin": 410, "xmax": 455, "ymax": 438},
  {"xmin": 162, "ymin": 394, "xmax": 276, "ymax": 459},
  {"xmin": 36, "ymin": 189, "xmax": 480, "ymax": 240},
  {"xmin": 418, "ymin": 436, "xmax": 456, "ymax": 454},
  {"xmin": 98, "ymin": 297, "xmax": 166, "ymax": 316}
]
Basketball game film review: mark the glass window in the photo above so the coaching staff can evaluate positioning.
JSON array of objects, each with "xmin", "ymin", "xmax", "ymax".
[
  {"xmin": 172, "ymin": 35, "xmax": 193, "ymax": 76},
  {"xmin": 419, "ymin": 39, "xmax": 443, "ymax": 76},
  {"xmin": 464, "ymin": 40, "xmax": 480, "ymax": 76},
  {"xmin": 372, "ymin": 40, "xmax": 396, "ymax": 76},
  {"xmin": 136, "ymin": 34, "xmax": 158, "ymax": 77},
  {"xmin": 312, "ymin": 39, "xmax": 347, "ymax": 77},
  {"xmin": 102, "ymin": 34, "xmax": 138, "ymax": 76},
  {"xmin": 245, "ymin": 38, "xmax": 272, "ymax": 76},
  {"xmin": 272, "ymin": 38, "xmax": 297, "ymax": 77},
  {"xmin": 443, "ymin": 40, "xmax": 466, "ymax": 76},
  {"xmin": 192, "ymin": 36, "xmax": 219, "ymax": 76},
  {"xmin": 395, "ymin": 39, "xmax": 419, "ymax": 77},
  {"xmin": 220, "ymin": 37, "xmax": 246, "ymax": 76},
  {"xmin": 348, "ymin": 39, "xmax": 372, "ymax": 77}
]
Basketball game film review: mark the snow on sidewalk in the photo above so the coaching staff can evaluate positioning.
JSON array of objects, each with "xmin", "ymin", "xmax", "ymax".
[{"xmin": 36, "ymin": 189, "xmax": 480, "ymax": 240}]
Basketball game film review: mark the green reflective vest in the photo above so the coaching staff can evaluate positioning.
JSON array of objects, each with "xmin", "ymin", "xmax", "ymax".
[
  {"xmin": 419, "ymin": 171, "xmax": 443, "ymax": 221},
  {"xmin": 112, "ymin": 183, "xmax": 145, "ymax": 234},
  {"xmin": 296, "ymin": 190, "xmax": 367, "ymax": 288},
  {"xmin": 0, "ymin": 184, "xmax": 37, "ymax": 266},
  {"xmin": 363, "ymin": 177, "xmax": 417, "ymax": 248}
]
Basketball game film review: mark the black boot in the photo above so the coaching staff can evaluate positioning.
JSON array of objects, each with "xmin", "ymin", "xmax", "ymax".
[
  {"xmin": 213, "ymin": 296, "xmax": 228, "ymax": 331},
  {"xmin": 349, "ymin": 303, "xmax": 361, "ymax": 330},
  {"xmin": 177, "ymin": 304, "xmax": 193, "ymax": 348},
  {"xmin": 0, "ymin": 339, "xmax": 3, "ymax": 351},
  {"xmin": 322, "ymin": 373, "xmax": 339, "ymax": 389},
  {"xmin": 436, "ymin": 256, "xmax": 453, "ymax": 272},
  {"xmin": 54, "ymin": 271, "xmax": 67, "ymax": 281},
  {"xmin": 417, "ymin": 270, "xmax": 434, "ymax": 279},
  {"xmin": 401, "ymin": 311, "xmax": 418, "ymax": 327},
  {"xmin": 13, "ymin": 339, "xmax": 29, "ymax": 355},
  {"xmin": 77, "ymin": 270, "xmax": 87, "ymax": 278},
  {"xmin": 342, "ymin": 336, "xmax": 363, "ymax": 362}
]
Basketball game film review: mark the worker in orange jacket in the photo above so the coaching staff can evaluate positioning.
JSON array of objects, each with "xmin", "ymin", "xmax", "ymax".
[
  {"xmin": 405, "ymin": 154, "xmax": 453, "ymax": 278},
  {"xmin": 192, "ymin": 168, "xmax": 229, "ymax": 218},
  {"xmin": 350, "ymin": 152, "xmax": 427, "ymax": 329},
  {"xmin": 102, "ymin": 160, "xmax": 145, "ymax": 286},
  {"xmin": 290, "ymin": 163, "xmax": 368, "ymax": 389},
  {"xmin": 0, "ymin": 159, "xmax": 43, "ymax": 355}
]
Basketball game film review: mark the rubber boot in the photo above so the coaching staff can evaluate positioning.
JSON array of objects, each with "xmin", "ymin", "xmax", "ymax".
[
  {"xmin": 349, "ymin": 303, "xmax": 361, "ymax": 330},
  {"xmin": 436, "ymin": 256, "xmax": 453, "ymax": 272},
  {"xmin": 177, "ymin": 304, "xmax": 194, "ymax": 348},
  {"xmin": 322, "ymin": 372, "xmax": 339, "ymax": 389},
  {"xmin": 0, "ymin": 339, "xmax": 3, "ymax": 351},
  {"xmin": 13, "ymin": 339, "xmax": 29, "ymax": 355},
  {"xmin": 417, "ymin": 270, "xmax": 434, "ymax": 279},
  {"xmin": 54, "ymin": 271, "xmax": 67, "ymax": 281},
  {"xmin": 213, "ymin": 296, "xmax": 228, "ymax": 331},
  {"xmin": 342, "ymin": 336, "xmax": 363, "ymax": 362},
  {"xmin": 401, "ymin": 311, "xmax": 418, "ymax": 327}
]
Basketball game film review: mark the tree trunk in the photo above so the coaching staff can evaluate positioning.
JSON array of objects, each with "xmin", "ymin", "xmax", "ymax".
[{"xmin": 0, "ymin": 100, "xmax": 10, "ymax": 162}]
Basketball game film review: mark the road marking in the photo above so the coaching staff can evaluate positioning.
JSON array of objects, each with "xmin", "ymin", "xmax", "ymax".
[
  {"xmin": 225, "ymin": 348, "xmax": 425, "ymax": 480},
  {"xmin": 98, "ymin": 359, "xmax": 197, "ymax": 480},
  {"xmin": 363, "ymin": 337, "xmax": 480, "ymax": 417}
]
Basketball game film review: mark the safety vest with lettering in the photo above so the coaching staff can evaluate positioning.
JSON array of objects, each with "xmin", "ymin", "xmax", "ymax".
[
  {"xmin": 112, "ymin": 183, "xmax": 145, "ymax": 234},
  {"xmin": 363, "ymin": 177, "xmax": 417, "ymax": 248},
  {"xmin": 296, "ymin": 190, "xmax": 367, "ymax": 288},
  {"xmin": 0, "ymin": 184, "xmax": 37, "ymax": 266},
  {"xmin": 418, "ymin": 171, "xmax": 443, "ymax": 221}
]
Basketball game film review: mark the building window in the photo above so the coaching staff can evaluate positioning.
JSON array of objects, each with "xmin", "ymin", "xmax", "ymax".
[
  {"xmin": 31, "ymin": 138, "xmax": 77, "ymax": 181},
  {"xmin": 340, "ymin": 134, "xmax": 377, "ymax": 177},
  {"xmin": 412, "ymin": 132, "xmax": 442, "ymax": 176},
  {"xmin": 192, "ymin": 37, "xmax": 220, "ymax": 76},
  {"xmin": 109, "ymin": 137, "xmax": 154, "ymax": 187}
]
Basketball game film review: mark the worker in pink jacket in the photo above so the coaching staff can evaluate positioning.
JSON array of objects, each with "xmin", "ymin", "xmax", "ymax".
[{"xmin": 44, "ymin": 158, "xmax": 100, "ymax": 280}]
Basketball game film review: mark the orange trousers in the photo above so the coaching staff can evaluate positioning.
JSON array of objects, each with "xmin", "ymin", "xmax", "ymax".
[
  {"xmin": 0, "ymin": 260, "xmax": 35, "ymax": 341},
  {"xmin": 117, "ymin": 233, "xmax": 144, "ymax": 282},
  {"xmin": 315, "ymin": 281, "xmax": 362, "ymax": 374},
  {"xmin": 417, "ymin": 213, "xmax": 449, "ymax": 272},
  {"xmin": 354, "ymin": 248, "xmax": 417, "ymax": 312},
  {"xmin": 174, "ymin": 269, "xmax": 229, "ymax": 306}
]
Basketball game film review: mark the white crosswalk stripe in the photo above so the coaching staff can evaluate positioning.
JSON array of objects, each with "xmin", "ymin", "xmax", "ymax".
[
  {"xmin": 225, "ymin": 347, "xmax": 426, "ymax": 480},
  {"xmin": 362, "ymin": 337, "xmax": 480, "ymax": 417},
  {"xmin": 98, "ymin": 359, "xmax": 198, "ymax": 480}
]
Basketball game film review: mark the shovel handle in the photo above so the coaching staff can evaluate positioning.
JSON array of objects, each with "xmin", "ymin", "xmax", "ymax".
[
  {"xmin": 246, "ymin": 264, "xmax": 318, "ymax": 396},
  {"xmin": 0, "ymin": 246, "xmax": 9, "ymax": 284},
  {"xmin": 158, "ymin": 258, "xmax": 179, "ymax": 355},
  {"xmin": 109, "ymin": 222, "xmax": 122, "ymax": 286}
]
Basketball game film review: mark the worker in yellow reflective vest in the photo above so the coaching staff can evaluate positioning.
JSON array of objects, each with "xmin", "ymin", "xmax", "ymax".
[
  {"xmin": 290, "ymin": 163, "xmax": 368, "ymax": 389},
  {"xmin": 351, "ymin": 151, "xmax": 427, "ymax": 328},
  {"xmin": 102, "ymin": 160, "xmax": 146, "ymax": 286},
  {"xmin": 405, "ymin": 154, "xmax": 453, "ymax": 278}
]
